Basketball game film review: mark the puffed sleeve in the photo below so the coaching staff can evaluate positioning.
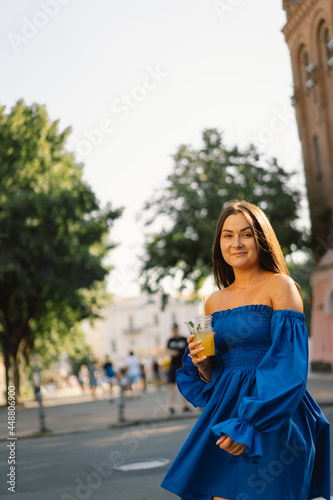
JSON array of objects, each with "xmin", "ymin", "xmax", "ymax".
[
  {"xmin": 176, "ymin": 349, "xmax": 223, "ymax": 408},
  {"xmin": 211, "ymin": 310, "xmax": 308, "ymax": 463}
]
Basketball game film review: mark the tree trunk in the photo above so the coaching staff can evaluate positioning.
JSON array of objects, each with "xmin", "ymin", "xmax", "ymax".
[
  {"xmin": 16, "ymin": 337, "xmax": 31, "ymax": 397},
  {"xmin": 0, "ymin": 334, "xmax": 11, "ymax": 401},
  {"xmin": 11, "ymin": 356, "xmax": 20, "ymax": 396},
  {"xmin": 1, "ymin": 328, "xmax": 29, "ymax": 400}
]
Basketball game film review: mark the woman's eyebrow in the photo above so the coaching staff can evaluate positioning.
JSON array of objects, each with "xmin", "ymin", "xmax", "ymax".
[{"xmin": 221, "ymin": 226, "xmax": 252, "ymax": 233}]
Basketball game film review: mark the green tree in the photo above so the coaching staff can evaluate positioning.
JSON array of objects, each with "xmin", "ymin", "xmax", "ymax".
[
  {"xmin": 287, "ymin": 253, "xmax": 313, "ymax": 333},
  {"xmin": 33, "ymin": 321, "xmax": 91, "ymax": 373},
  {"xmin": 31, "ymin": 280, "xmax": 112, "ymax": 371},
  {"xmin": 0, "ymin": 100, "xmax": 122, "ymax": 395},
  {"xmin": 140, "ymin": 128, "xmax": 307, "ymax": 297}
]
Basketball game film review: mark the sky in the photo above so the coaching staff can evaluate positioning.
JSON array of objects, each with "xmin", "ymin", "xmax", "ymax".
[{"xmin": 1, "ymin": 0, "xmax": 307, "ymax": 297}]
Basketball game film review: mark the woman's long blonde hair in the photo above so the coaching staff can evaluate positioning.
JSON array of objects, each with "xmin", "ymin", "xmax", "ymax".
[{"xmin": 212, "ymin": 200, "xmax": 291, "ymax": 289}]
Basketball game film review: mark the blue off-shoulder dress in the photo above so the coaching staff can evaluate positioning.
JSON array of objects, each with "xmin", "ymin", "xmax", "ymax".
[{"xmin": 161, "ymin": 305, "xmax": 331, "ymax": 500}]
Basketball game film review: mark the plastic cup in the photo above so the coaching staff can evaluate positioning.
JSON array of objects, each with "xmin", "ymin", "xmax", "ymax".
[{"xmin": 185, "ymin": 316, "xmax": 215, "ymax": 358}]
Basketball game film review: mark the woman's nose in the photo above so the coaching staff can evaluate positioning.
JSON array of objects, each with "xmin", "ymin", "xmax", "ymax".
[{"xmin": 232, "ymin": 236, "xmax": 243, "ymax": 247}]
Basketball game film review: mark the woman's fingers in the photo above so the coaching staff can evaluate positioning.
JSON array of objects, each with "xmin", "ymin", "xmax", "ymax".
[
  {"xmin": 188, "ymin": 339, "xmax": 202, "ymax": 350},
  {"xmin": 187, "ymin": 336, "xmax": 211, "ymax": 369},
  {"xmin": 188, "ymin": 339, "xmax": 205, "ymax": 358},
  {"xmin": 188, "ymin": 350, "xmax": 207, "ymax": 365},
  {"xmin": 216, "ymin": 435, "xmax": 229, "ymax": 447},
  {"xmin": 216, "ymin": 435, "xmax": 245, "ymax": 456},
  {"xmin": 234, "ymin": 445, "xmax": 246, "ymax": 455}
]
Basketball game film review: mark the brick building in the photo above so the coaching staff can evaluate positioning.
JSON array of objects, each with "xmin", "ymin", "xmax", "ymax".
[{"xmin": 283, "ymin": 0, "xmax": 333, "ymax": 370}]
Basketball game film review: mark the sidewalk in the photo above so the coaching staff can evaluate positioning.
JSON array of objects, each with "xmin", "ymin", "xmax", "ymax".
[
  {"xmin": 1, "ymin": 372, "xmax": 332, "ymax": 440},
  {"xmin": 0, "ymin": 385, "xmax": 202, "ymax": 440}
]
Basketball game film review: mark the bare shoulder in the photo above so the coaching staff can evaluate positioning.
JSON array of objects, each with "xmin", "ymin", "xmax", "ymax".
[
  {"xmin": 205, "ymin": 289, "xmax": 225, "ymax": 315},
  {"xmin": 268, "ymin": 274, "xmax": 303, "ymax": 313}
]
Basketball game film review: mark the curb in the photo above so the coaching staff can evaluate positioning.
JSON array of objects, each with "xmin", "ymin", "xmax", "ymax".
[
  {"xmin": 0, "ymin": 412, "xmax": 199, "ymax": 441},
  {"xmin": 1, "ymin": 393, "xmax": 332, "ymax": 442},
  {"xmin": 108, "ymin": 410, "xmax": 200, "ymax": 429}
]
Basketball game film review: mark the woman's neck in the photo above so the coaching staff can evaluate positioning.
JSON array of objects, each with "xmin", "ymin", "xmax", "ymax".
[{"xmin": 233, "ymin": 265, "xmax": 263, "ymax": 290}]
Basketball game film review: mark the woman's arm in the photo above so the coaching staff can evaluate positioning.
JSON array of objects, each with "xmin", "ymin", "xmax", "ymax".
[
  {"xmin": 268, "ymin": 274, "xmax": 303, "ymax": 312},
  {"xmin": 186, "ymin": 291, "xmax": 223, "ymax": 381}
]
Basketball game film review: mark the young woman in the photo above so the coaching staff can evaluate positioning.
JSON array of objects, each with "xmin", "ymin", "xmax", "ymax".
[{"xmin": 161, "ymin": 200, "xmax": 330, "ymax": 500}]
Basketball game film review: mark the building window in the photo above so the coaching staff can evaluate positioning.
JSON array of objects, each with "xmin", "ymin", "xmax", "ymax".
[
  {"xmin": 154, "ymin": 314, "xmax": 159, "ymax": 325},
  {"xmin": 297, "ymin": 45, "xmax": 307, "ymax": 92},
  {"xmin": 111, "ymin": 340, "xmax": 117, "ymax": 353},
  {"xmin": 325, "ymin": 29, "xmax": 333, "ymax": 67},
  {"xmin": 129, "ymin": 316, "xmax": 134, "ymax": 331},
  {"xmin": 305, "ymin": 52, "xmax": 315, "ymax": 89},
  {"xmin": 313, "ymin": 135, "xmax": 322, "ymax": 180}
]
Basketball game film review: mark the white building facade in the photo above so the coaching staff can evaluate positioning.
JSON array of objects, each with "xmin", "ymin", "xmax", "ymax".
[{"xmin": 83, "ymin": 294, "xmax": 202, "ymax": 371}]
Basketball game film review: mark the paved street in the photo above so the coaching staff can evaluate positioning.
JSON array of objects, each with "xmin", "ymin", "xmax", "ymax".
[
  {"xmin": 0, "ymin": 409, "xmax": 332, "ymax": 500},
  {"xmin": 0, "ymin": 419, "xmax": 193, "ymax": 500},
  {"xmin": 0, "ymin": 376, "xmax": 332, "ymax": 499}
]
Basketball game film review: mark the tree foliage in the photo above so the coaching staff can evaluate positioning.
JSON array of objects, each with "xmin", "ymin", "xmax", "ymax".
[
  {"xmin": 140, "ymin": 128, "xmax": 307, "ymax": 295},
  {"xmin": 287, "ymin": 253, "xmax": 313, "ymax": 333},
  {"xmin": 0, "ymin": 100, "xmax": 122, "ymax": 393}
]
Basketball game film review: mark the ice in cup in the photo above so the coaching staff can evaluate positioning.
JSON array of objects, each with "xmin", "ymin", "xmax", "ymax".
[{"xmin": 185, "ymin": 316, "xmax": 215, "ymax": 358}]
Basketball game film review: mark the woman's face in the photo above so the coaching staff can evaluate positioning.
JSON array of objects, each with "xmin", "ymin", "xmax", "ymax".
[{"xmin": 220, "ymin": 213, "xmax": 260, "ymax": 270}]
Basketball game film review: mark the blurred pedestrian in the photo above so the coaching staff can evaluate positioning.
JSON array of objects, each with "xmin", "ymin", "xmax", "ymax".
[
  {"xmin": 116, "ymin": 367, "xmax": 131, "ymax": 393},
  {"xmin": 166, "ymin": 323, "xmax": 191, "ymax": 414},
  {"xmin": 125, "ymin": 351, "xmax": 142, "ymax": 392},
  {"xmin": 103, "ymin": 355, "xmax": 115, "ymax": 400},
  {"xmin": 78, "ymin": 364, "xmax": 89, "ymax": 393},
  {"xmin": 152, "ymin": 358, "xmax": 162, "ymax": 388},
  {"xmin": 140, "ymin": 363, "xmax": 147, "ymax": 391},
  {"xmin": 87, "ymin": 358, "xmax": 98, "ymax": 399}
]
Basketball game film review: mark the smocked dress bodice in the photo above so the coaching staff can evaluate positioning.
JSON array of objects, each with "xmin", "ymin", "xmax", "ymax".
[
  {"xmin": 212, "ymin": 305, "xmax": 273, "ymax": 371},
  {"xmin": 161, "ymin": 305, "xmax": 331, "ymax": 500}
]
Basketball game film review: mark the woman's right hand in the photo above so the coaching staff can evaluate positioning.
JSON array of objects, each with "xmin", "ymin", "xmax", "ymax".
[{"xmin": 187, "ymin": 334, "xmax": 212, "ymax": 372}]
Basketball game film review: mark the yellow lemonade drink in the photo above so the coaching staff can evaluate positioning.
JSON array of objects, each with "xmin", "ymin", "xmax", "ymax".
[
  {"xmin": 186, "ymin": 315, "xmax": 216, "ymax": 358},
  {"xmin": 194, "ymin": 330, "xmax": 215, "ymax": 357}
]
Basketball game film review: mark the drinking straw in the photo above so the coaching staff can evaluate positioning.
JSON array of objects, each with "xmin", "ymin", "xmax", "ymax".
[{"xmin": 202, "ymin": 296, "xmax": 205, "ymax": 330}]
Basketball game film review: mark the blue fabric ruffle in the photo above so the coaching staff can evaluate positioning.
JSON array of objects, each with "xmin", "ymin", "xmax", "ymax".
[{"xmin": 211, "ymin": 417, "xmax": 262, "ymax": 463}]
